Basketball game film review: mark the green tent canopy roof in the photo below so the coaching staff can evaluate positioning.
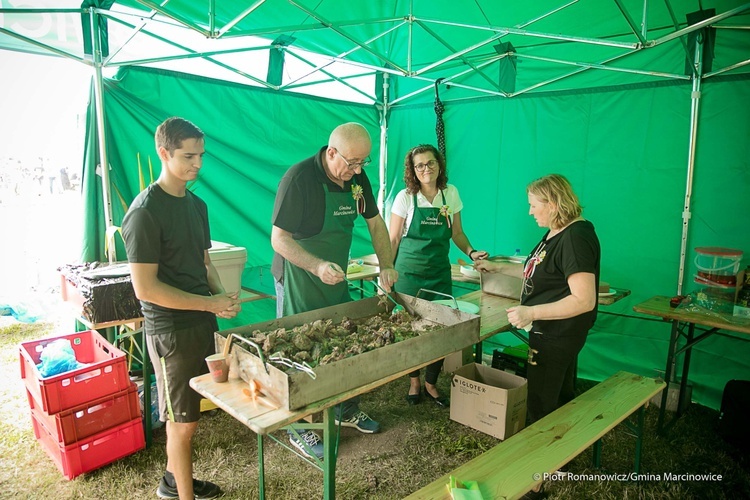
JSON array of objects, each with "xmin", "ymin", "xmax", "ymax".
[{"xmin": 1, "ymin": 1, "xmax": 748, "ymax": 103}]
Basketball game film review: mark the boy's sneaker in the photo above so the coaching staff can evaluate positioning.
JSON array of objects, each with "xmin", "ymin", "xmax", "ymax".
[
  {"xmin": 335, "ymin": 410, "xmax": 380, "ymax": 434},
  {"xmin": 156, "ymin": 477, "xmax": 223, "ymax": 499},
  {"xmin": 288, "ymin": 429, "xmax": 325, "ymax": 460}
]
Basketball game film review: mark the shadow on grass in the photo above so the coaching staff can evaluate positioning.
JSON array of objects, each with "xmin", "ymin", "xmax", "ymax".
[{"xmin": 2, "ymin": 322, "xmax": 748, "ymax": 499}]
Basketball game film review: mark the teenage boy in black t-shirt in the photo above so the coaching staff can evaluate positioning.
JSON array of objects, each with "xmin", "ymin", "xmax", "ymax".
[{"xmin": 122, "ymin": 117, "xmax": 240, "ymax": 500}]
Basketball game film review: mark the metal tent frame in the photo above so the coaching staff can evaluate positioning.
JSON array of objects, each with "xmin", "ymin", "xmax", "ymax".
[{"xmin": 1, "ymin": 1, "xmax": 749, "ymax": 287}]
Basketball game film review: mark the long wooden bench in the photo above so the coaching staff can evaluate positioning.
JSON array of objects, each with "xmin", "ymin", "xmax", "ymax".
[{"xmin": 405, "ymin": 371, "xmax": 666, "ymax": 500}]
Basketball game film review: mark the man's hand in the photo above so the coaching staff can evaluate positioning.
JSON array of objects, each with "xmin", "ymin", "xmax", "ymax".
[
  {"xmin": 209, "ymin": 292, "xmax": 241, "ymax": 318},
  {"xmin": 378, "ymin": 268, "xmax": 398, "ymax": 292},
  {"xmin": 316, "ymin": 262, "xmax": 346, "ymax": 285},
  {"xmin": 474, "ymin": 260, "xmax": 500, "ymax": 273}
]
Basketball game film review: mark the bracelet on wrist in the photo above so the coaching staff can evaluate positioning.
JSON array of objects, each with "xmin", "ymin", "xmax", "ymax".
[{"xmin": 469, "ymin": 250, "xmax": 477, "ymax": 260}]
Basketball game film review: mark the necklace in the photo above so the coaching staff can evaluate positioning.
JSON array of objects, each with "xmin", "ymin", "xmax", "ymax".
[{"xmin": 521, "ymin": 241, "xmax": 547, "ymax": 298}]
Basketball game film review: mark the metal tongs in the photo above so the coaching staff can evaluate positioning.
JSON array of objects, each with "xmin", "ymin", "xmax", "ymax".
[
  {"xmin": 225, "ymin": 333, "xmax": 269, "ymax": 374},
  {"xmin": 416, "ymin": 288, "xmax": 459, "ymax": 308},
  {"xmin": 268, "ymin": 354, "xmax": 317, "ymax": 379},
  {"xmin": 226, "ymin": 333, "xmax": 317, "ymax": 379}
]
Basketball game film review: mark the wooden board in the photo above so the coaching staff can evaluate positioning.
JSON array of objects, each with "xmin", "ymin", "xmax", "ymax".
[
  {"xmin": 405, "ymin": 371, "xmax": 666, "ymax": 500},
  {"xmin": 457, "ymin": 290, "xmax": 518, "ymax": 340},
  {"xmin": 217, "ymin": 294, "xmax": 480, "ymax": 410},
  {"xmin": 633, "ymin": 295, "xmax": 750, "ymax": 334}
]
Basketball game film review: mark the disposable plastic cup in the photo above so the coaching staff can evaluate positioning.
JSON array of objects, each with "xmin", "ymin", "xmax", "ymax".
[{"xmin": 205, "ymin": 353, "xmax": 229, "ymax": 383}]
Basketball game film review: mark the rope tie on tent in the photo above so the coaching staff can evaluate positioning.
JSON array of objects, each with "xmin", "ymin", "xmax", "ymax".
[{"xmin": 434, "ymin": 78, "xmax": 446, "ymax": 157}]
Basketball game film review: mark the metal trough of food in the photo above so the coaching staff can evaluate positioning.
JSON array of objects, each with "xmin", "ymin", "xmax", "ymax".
[{"xmin": 215, "ymin": 293, "xmax": 479, "ymax": 410}]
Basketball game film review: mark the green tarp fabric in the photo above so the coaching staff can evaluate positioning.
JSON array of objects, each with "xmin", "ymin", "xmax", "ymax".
[
  {"xmin": 83, "ymin": 66, "xmax": 379, "ymax": 267},
  {"xmin": 83, "ymin": 66, "xmax": 750, "ymax": 410},
  {"xmin": 385, "ymin": 75, "xmax": 750, "ymax": 409}
]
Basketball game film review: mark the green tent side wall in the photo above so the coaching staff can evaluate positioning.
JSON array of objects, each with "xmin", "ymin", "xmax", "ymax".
[
  {"xmin": 385, "ymin": 75, "xmax": 750, "ymax": 409},
  {"xmin": 83, "ymin": 66, "xmax": 750, "ymax": 410},
  {"xmin": 82, "ymin": 66, "xmax": 380, "ymax": 268}
]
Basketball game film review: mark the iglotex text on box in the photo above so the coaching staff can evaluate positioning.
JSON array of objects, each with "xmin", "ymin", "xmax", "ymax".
[{"xmin": 450, "ymin": 363, "xmax": 527, "ymax": 440}]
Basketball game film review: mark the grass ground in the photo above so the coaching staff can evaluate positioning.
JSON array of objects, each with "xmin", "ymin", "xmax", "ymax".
[{"xmin": 2, "ymin": 316, "xmax": 749, "ymax": 499}]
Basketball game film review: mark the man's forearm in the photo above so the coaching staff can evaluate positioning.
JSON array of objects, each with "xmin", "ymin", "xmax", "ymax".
[{"xmin": 368, "ymin": 216, "xmax": 394, "ymax": 269}]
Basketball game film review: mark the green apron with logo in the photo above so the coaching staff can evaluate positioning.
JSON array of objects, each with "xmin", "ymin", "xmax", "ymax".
[
  {"xmin": 283, "ymin": 182, "xmax": 358, "ymax": 316},
  {"xmin": 394, "ymin": 191, "xmax": 452, "ymax": 300}
]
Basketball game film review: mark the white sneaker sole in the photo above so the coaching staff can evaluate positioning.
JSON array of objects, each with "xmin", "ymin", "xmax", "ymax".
[
  {"xmin": 289, "ymin": 438, "xmax": 324, "ymax": 460},
  {"xmin": 334, "ymin": 420, "xmax": 380, "ymax": 434}
]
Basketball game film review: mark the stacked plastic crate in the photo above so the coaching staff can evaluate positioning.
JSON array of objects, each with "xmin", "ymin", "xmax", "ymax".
[{"xmin": 19, "ymin": 330, "xmax": 145, "ymax": 480}]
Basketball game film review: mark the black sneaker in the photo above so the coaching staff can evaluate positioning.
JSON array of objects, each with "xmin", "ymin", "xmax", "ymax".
[{"xmin": 156, "ymin": 477, "xmax": 223, "ymax": 499}]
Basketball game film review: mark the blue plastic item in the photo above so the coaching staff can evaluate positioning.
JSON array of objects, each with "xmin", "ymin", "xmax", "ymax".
[{"xmin": 36, "ymin": 339, "xmax": 84, "ymax": 378}]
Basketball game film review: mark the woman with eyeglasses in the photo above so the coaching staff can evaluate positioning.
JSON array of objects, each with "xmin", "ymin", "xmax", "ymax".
[
  {"xmin": 389, "ymin": 144, "xmax": 488, "ymax": 407},
  {"xmin": 474, "ymin": 174, "xmax": 600, "ymax": 424}
]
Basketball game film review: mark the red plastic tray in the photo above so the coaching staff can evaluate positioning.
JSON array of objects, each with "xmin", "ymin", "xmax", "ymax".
[
  {"xmin": 28, "ymin": 384, "xmax": 140, "ymax": 446},
  {"xmin": 20, "ymin": 330, "xmax": 130, "ymax": 414},
  {"xmin": 32, "ymin": 414, "xmax": 145, "ymax": 480}
]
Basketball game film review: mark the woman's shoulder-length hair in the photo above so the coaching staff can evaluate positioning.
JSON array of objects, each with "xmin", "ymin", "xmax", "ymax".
[{"xmin": 527, "ymin": 174, "xmax": 582, "ymax": 229}]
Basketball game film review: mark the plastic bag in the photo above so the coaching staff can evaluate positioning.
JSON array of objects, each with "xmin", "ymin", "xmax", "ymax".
[{"xmin": 36, "ymin": 339, "xmax": 84, "ymax": 378}]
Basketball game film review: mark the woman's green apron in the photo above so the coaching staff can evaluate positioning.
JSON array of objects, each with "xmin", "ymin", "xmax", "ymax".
[
  {"xmin": 394, "ymin": 191, "xmax": 452, "ymax": 300},
  {"xmin": 283, "ymin": 182, "xmax": 357, "ymax": 316}
]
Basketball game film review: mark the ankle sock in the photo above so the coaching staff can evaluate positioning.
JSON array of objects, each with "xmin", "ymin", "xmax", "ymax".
[{"xmin": 164, "ymin": 470, "xmax": 176, "ymax": 488}]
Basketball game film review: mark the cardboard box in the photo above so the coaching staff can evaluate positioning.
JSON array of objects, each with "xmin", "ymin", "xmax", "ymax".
[
  {"xmin": 450, "ymin": 363, "xmax": 527, "ymax": 440},
  {"xmin": 442, "ymin": 347, "xmax": 473, "ymax": 374},
  {"xmin": 209, "ymin": 240, "xmax": 247, "ymax": 294}
]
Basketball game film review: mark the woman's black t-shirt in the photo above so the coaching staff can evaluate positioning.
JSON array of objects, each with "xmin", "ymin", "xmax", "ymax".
[{"xmin": 521, "ymin": 220, "xmax": 601, "ymax": 337}]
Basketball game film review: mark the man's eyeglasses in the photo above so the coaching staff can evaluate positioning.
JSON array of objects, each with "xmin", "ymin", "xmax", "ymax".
[
  {"xmin": 414, "ymin": 159, "xmax": 438, "ymax": 172},
  {"xmin": 334, "ymin": 148, "xmax": 371, "ymax": 170}
]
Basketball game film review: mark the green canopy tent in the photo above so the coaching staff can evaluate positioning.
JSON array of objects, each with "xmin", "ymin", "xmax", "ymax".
[{"xmin": 1, "ymin": 1, "xmax": 749, "ymax": 409}]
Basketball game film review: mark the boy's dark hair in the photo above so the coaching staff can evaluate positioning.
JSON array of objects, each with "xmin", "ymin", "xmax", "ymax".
[{"xmin": 155, "ymin": 117, "xmax": 204, "ymax": 155}]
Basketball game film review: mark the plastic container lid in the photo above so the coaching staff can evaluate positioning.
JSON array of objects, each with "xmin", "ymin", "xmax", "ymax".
[{"xmin": 694, "ymin": 247, "xmax": 743, "ymax": 257}]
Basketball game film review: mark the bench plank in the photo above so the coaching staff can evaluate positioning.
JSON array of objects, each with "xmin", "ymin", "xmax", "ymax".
[{"xmin": 405, "ymin": 371, "xmax": 665, "ymax": 500}]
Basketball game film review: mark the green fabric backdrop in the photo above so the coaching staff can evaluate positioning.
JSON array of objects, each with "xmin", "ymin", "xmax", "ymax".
[
  {"xmin": 83, "ymin": 66, "xmax": 750, "ymax": 409},
  {"xmin": 384, "ymin": 75, "xmax": 750, "ymax": 409},
  {"xmin": 83, "ymin": 66, "xmax": 380, "ymax": 268}
]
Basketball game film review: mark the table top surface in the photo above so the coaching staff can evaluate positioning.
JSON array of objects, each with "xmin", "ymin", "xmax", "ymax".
[
  {"xmin": 346, "ymin": 264, "xmax": 380, "ymax": 281},
  {"xmin": 633, "ymin": 295, "xmax": 750, "ymax": 335},
  {"xmin": 190, "ymin": 353, "xmax": 448, "ymax": 435}
]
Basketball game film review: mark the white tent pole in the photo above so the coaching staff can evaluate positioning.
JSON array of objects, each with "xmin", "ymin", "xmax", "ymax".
[
  {"xmin": 89, "ymin": 9, "xmax": 115, "ymax": 263},
  {"xmin": 676, "ymin": 33, "xmax": 704, "ymax": 295},
  {"xmin": 377, "ymin": 72, "xmax": 390, "ymax": 214}
]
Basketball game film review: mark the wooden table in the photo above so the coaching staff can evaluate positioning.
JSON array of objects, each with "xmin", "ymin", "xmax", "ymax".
[
  {"xmin": 452, "ymin": 264, "xmax": 480, "ymax": 284},
  {"xmin": 346, "ymin": 263, "xmax": 380, "ymax": 298},
  {"xmin": 633, "ymin": 295, "xmax": 750, "ymax": 433},
  {"xmin": 189, "ymin": 290, "xmax": 517, "ymax": 499},
  {"xmin": 190, "ymin": 352, "xmax": 462, "ymax": 499},
  {"xmin": 599, "ymin": 287, "xmax": 631, "ymax": 306}
]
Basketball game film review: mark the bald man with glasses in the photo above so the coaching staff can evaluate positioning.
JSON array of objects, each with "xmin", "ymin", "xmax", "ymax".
[{"xmin": 270, "ymin": 122, "xmax": 398, "ymax": 460}]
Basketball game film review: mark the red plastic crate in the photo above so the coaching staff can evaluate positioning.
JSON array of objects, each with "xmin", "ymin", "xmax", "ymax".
[
  {"xmin": 28, "ymin": 384, "xmax": 140, "ymax": 446},
  {"xmin": 32, "ymin": 413, "xmax": 145, "ymax": 480},
  {"xmin": 20, "ymin": 330, "xmax": 130, "ymax": 414}
]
